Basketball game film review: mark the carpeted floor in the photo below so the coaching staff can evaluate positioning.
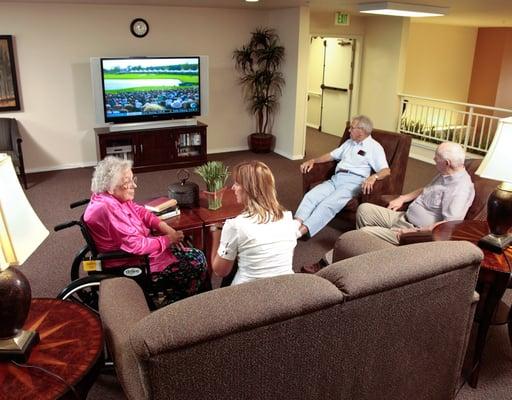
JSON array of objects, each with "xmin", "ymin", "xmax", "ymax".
[{"xmin": 20, "ymin": 128, "xmax": 512, "ymax": 399}]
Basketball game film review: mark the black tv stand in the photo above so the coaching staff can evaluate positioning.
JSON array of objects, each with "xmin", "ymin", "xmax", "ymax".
[{"xmin": 94, "ymin": 121, "xmax": 207, "ymax": 173}]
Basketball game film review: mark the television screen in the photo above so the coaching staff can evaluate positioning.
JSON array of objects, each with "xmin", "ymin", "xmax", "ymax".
[{"xmin": 100, "ymin": 57, "xmax": 201, "ymax": 124}]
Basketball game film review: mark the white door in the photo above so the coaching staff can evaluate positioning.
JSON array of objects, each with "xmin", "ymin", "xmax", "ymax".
[
  {"xmin": 321, "ymin": 38, "xmax": 354, "ymax": 137},
  {"xmin": 306, "ymin": 37, "xmax": 324, "ymax": 129}
]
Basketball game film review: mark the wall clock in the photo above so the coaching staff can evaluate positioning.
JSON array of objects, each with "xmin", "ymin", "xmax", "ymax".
[{"xmin": 130, "ymin": 18, "xmax": 149, "ymax": 38}]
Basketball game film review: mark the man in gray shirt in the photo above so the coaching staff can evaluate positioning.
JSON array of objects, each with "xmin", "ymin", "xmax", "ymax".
[{"xmin": 355, "ymin": 141, "xmax": 475, "ymax": 245}]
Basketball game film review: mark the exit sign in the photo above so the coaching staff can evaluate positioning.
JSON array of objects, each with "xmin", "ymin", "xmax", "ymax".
[{"xmin": 335, "ymin": 12, "xmax": 350, "ymax": 26}]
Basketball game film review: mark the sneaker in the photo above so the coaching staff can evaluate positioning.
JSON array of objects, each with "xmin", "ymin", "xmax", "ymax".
[{"xmin": 300, "ymin": 258, "xmax": 328, "ymax": 274}]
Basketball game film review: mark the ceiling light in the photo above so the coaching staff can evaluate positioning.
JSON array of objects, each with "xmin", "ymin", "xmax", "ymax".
[
  {"xmin": 359, "ymin": 2, "xmax": 448, "ymax": 17},
  {"xmin": 245, "ymin": 0, "xmax": 259, "ymax": 2}
]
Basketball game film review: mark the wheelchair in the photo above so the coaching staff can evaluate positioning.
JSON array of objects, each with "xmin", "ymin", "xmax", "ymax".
[{"xmin": 54, "ymin": 199, "xmax": 158, "ymax": 313}]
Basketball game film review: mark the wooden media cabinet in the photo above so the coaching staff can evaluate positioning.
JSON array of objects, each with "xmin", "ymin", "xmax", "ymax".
[{"xmin": 94, "ymin": 121, "xmax": 207, "ymax": 172}]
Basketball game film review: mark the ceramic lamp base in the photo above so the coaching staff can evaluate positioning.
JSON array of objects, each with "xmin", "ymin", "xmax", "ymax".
[
  {"xmin": 478, "ymin": 233, "xmax": 512, "ymax": 253},
  {"xmin": 0, "ymin": 330, "xmax": 39, "ymax": 361}
]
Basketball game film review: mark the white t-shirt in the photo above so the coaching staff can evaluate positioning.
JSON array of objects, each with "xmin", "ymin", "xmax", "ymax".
[{"xmin": 217, "ymin": 211, "xmax": 297, "ymax": 285}]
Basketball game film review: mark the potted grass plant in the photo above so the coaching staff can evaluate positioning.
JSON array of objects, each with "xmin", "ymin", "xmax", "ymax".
[
  {"xmin": 195, "ymin": 161, "xmax": 230, "ymax": 210},
  {"xmin": 233, "ymin": 27, "xmax": 285, "ymax": 153}
]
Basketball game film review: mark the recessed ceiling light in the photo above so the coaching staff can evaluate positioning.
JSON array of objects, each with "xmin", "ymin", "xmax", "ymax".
[
  {"xmin": 359, "ymin": 2, "xmax": 448, "ymax": 17},
  {"xmin": 246, "ymin": 0, "xmax": 259, "ymax": 2}
]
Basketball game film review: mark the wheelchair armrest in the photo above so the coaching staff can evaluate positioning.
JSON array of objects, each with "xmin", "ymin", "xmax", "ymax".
[
  {"xmin": 96, "ymin": 250, "xmax": 148, "ymax": 262},
  {"xmin": 302, "ymin": 161, "xmax": 336, "ymax": 193}
]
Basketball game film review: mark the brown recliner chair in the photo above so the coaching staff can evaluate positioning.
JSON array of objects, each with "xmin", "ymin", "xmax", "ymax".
[
  {"xmin": 0, "ymin": 118, "xmax": 27, "ymax": 189},
  {"xmin": 302, "ymin": 128, "xmax": 411, "ymax": 230}
]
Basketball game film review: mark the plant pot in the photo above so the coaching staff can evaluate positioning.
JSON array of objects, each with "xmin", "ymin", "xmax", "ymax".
[
  {"xmin": 203, "ymin": 187, "xmax": 227, "ymax": 210},
  {"xmin": 248, "ymin": 133, "xmax": 275, "ymax": 153}
]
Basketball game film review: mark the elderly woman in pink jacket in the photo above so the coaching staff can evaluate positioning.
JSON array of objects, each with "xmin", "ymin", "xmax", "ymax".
[{"xmin": 84, "ymin": 156, "xmax": 209, "ymax": 307}]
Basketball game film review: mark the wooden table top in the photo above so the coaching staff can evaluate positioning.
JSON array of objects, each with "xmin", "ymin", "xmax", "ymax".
[
  {"xmin": 0, "ymin": 298, "xmax": 103, "ymax": 400},
  {"xmin": 192, "ymin": 189, "xmax": 244, "ymax": 225},
  {"xmin": 433, "ymin": 220, "xmax": 512, "ymax": 274}
]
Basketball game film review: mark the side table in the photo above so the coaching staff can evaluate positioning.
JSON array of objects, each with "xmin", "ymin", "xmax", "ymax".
[
  {"xmin": 432, "ymin": 220, "xmax": 512, "ymax": 388},
  {"xmin": 0, "ymin": 298, "xmax": 104, "ymax": 399}
]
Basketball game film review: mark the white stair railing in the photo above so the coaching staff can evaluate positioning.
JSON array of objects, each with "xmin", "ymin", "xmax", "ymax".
[{"xmin": 397, "ymin": 94, "xmax": 512, "ymax": 155}]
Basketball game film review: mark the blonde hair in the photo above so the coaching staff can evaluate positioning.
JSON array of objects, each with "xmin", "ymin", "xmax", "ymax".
[{"xmin": 233, "ymin": 160, "xmax": 285, "ymax": 223}]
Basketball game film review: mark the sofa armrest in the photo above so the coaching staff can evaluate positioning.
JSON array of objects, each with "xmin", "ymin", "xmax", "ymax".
[
  {"xmin": 319, "ymin": 241, "xmax": 482, "ymax": 300},
  {"xmin": 333, "ymin": 229, "xmax": 394, "ymax": 262},
  {"xmin": 302, "ymin": 161, "xmax": 336, "ymax": 193}
]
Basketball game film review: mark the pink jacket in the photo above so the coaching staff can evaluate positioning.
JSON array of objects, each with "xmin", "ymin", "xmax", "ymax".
[{"xmin": 84, "ymin": 193, "xmax": 175, "ymax": 273}]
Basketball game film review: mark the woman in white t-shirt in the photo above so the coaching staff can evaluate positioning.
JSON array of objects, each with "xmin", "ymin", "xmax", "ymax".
[{"xmin": 211, "ymin": 161, "xmax": 297, "ymax": 285}]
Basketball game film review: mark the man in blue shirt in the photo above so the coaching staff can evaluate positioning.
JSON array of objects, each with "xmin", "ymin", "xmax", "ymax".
[{"xmin": 295, "ymin": 115, "xmax": 390, "ymax": 239}]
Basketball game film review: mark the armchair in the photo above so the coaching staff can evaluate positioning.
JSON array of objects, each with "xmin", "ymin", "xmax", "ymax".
[
  {"xmin": 0, "ymin": 118, "xmax": 26, "ymax": 189},
  {"xmin": 303, "ymin": 128, "xmax": 411, "ymax": 230}
]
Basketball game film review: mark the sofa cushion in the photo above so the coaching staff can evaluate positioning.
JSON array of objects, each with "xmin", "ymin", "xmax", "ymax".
[{"xmin": 129, "ymin": 273, "xmax": 343, "ymax": 359}]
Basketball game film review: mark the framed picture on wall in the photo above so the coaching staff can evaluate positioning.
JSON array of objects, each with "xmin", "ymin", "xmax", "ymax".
[{"xmin": 0, "ymin": 35, "xmax": 21, "ymax": 111}]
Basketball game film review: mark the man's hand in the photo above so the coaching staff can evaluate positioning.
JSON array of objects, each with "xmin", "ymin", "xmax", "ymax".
[
  {"xmin": 388, "ymin": 196, "xmax": 405, "ymax": 211},
  {"xmin": 361, "ymin": 175, "xmax": 378, "ymax": 195},
  {"xmin": 300, "ymin": 159, "xmax": 315, "ymax": 174}
]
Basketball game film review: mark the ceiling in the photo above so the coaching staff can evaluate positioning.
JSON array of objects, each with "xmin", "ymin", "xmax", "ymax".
[{"xmin": 1, "ymin": 0, "xmax": 511, "ymax": 27}]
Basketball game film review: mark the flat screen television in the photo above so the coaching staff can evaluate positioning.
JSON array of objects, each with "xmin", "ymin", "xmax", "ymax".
[{"xmin": 98, "ymin": 56, "xmax": 201, "ymax": 124}]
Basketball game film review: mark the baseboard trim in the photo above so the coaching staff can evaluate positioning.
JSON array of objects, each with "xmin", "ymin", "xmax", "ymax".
[{"xmin": 27, "ymin": 161, "xmax": 98, "ymax": 173}]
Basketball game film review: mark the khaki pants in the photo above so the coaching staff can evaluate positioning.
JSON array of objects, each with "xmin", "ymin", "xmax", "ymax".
[{"xmin": 356, "ymin": 203, "xmax": 416, "ymax": 245}]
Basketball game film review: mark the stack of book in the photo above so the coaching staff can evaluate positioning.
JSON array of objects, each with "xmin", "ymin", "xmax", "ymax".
[{"xmin": 144, "ymin": 197, "xmax": 180, "ymax": 220}]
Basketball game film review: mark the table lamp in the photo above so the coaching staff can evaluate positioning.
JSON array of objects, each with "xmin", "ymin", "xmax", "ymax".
[
  {"xmin": 475, "ymin": 116, "xmax": 512, "ymax": 252},
  {"xmin": 0, "ymin": 154, "xmax": 48, "ymax": 360}
]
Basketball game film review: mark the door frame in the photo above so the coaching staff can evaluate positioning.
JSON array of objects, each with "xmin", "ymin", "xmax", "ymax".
[{"xmin": 306, "ymin": 34, "xmax": 363, "ymax": 130}]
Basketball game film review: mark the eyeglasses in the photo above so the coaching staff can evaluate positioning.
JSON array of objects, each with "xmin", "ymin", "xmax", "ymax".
[{"xmin": 121, "ymin": 176, "xmax": 137, "ymax": 189}]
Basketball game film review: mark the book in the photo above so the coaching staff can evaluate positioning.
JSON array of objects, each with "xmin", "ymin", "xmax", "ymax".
[
  {"xmin": 144, "ymin": 197, "xmax": 177, "ymax": 212},
  {"xmin": 157, "ymin": 208, "xmax": 181, "ymax": 220}
]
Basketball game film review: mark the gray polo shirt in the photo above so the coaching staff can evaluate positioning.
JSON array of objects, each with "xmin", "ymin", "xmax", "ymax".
[{"xmin": 406, "ymin": 169, "xmax": 475, "ymax": 228}]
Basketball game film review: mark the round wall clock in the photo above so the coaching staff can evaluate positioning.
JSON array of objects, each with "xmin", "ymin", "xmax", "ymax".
[{"xmin": 130, "ymin": 18, "xmax": 149, "ymax": 38}]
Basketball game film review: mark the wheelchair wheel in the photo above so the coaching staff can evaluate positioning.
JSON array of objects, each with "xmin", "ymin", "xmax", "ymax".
[{"xmin": 58, "ymin": 275, "xmax": 112, "ymax": 314}]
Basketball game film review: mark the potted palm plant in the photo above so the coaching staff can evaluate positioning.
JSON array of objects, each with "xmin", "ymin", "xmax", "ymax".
[
  {"xmin": 195, "ymin": 161, "xmax": 230, "ymax": 210},
  {"xmin": 233, "ymin": 27, "xmax": 285, "ymax": 153}
]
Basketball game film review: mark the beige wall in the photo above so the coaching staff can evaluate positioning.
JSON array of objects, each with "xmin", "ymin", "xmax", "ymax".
[
  {"xmin": 404, "ymin": 22, "xmax": 477, "ymax": 101},
  {"xmin": 269, "ymin": 6, "xmax": 310, "ymax": 160},
  {"xmin": 359, "ymin": 16, "xmax": 409, "ymax": 131},
  {"xmin": 1, "ymin": 3, "xmax": 307, "ymax": 171}
]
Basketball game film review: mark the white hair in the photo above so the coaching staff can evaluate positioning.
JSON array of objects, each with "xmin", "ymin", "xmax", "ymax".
[
  {"xmin": 91, "ymin": 156, "xmax": 133, "ymax": 193},
  {"xmin": 437, "ymin": 142, "xmax": 466, "ymax": 168},
  {"xmin": 352, "ymin": 115, "xmax": 373, "ymax": 135}
]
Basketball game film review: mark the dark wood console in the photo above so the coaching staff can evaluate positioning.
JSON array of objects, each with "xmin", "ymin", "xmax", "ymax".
[{"xmin": 94, "ymin": 122, "xmax": 207, "ymax": 172}]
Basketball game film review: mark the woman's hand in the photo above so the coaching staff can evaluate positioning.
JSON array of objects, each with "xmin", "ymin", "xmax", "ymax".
[{"xmin": 167, "ymin": 229, "xmax": 184, "ymax": 244}]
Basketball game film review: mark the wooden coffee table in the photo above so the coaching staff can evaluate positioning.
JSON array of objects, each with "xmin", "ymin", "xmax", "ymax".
[
  {"xmin": 0, "ymin": 298, "xmax": 104, "ymax": 399},
  {"xmin": 432, "ymin": 220, "xmax": 512, "ymax": 388},
  {"xmin": 164, "ymin": 189, "xmax": 243, "ymax": 269}
]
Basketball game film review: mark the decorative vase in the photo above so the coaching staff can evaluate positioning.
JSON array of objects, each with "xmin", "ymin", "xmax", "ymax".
[{"xmin": 203, "ymin": 187, "xmax": 226, "ymax": 210}]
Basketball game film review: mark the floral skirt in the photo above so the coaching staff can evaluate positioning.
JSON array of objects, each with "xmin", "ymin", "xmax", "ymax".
[{"xmin": 150, "ymin": 246, "xmax": 210, "ymax": 308}]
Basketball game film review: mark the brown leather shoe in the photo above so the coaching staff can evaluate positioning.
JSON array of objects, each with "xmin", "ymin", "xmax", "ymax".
[{"xmin": 300, "ymin": 259, "xmax": 328, "ymax": 274}]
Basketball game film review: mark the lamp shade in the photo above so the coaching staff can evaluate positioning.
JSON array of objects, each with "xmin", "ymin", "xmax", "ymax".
[
  {"xmin": 475, "ymin": 116, "xmax": 512, "ymax": 183},
  {"xmin": 0, "ymin": 154, "xmax": 48, "ymax": 270}
]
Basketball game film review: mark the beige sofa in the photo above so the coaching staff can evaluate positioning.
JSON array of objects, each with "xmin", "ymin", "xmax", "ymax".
[{"xmin": 99, "ymin": 241, "xmax": 481, "ymax": 400}]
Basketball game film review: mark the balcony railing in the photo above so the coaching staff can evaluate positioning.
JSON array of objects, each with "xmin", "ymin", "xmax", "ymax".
[{"xmin": 397, "ymin": 94, "xmax": 512, "ymax": 155}]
